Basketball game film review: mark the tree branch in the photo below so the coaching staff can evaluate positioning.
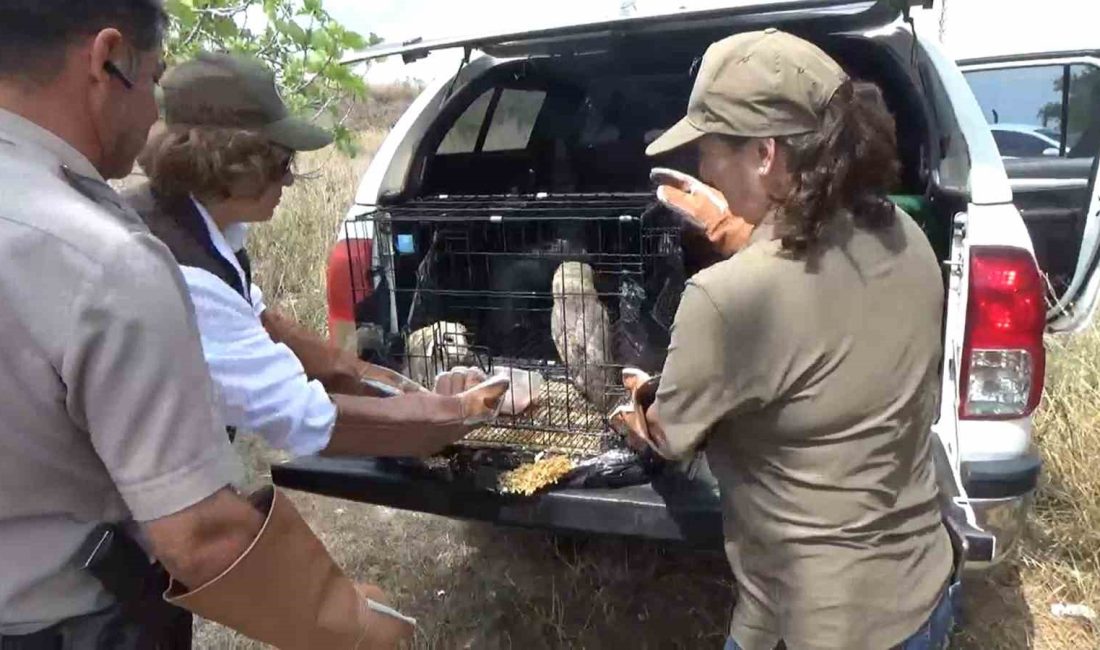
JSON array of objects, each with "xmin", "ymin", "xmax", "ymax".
[{"xmin": 291, "ymin": 48, "xmax": 336, "ymax": 95}]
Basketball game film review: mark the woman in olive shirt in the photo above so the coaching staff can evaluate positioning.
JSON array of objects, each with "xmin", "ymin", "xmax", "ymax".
[{"xmin": 625, "ymin": 30, "xmax": 956, "ymax": 650}]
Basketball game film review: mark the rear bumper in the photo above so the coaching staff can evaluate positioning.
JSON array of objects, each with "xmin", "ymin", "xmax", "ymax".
[
  {"xmin": 959, "ymin": 453, "xmax": 1042, "ymax": 570},
  {"xmin": 272, "ymin": 456, "xmax": 727, "ymax": 547},
  {"xmin": 963, "ymin": 493, "xmax": 1034, "ymax": 571}
]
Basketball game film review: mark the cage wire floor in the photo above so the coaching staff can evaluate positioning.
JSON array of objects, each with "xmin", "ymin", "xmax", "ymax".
[{"xmin": 458, "ymin": 377, "xmax": 617, "ymax": 457}]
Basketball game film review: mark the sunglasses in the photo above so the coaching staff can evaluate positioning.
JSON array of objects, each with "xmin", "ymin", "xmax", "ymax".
[{"xmin": 275, "ymin": 152, "xmax": 296, "ymax": 180}]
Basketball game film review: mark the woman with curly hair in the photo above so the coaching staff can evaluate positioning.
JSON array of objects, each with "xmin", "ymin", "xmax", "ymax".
[
  {"xmin": 127, "ymin": 52, "xmax": 508, "ymax": 461},
  {"xmin": 621, "ymin": 30, "xmax": 957, "ymax": 650}
]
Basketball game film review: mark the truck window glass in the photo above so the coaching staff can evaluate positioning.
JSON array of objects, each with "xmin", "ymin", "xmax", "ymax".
[
  {"xmin": 1067, "ymin": 65, "xmax": 1100, "ymax": 159},
  {"xmin": 965, "ymin": 63, "xmax": 1099, "ymax": 162},
  {"xmin": 483, "ymin": 89, "xmax": 547, "ymax": 152},
  {"xmin": 437, "ymin": 90, "xmax": 493, "ymax": 155}
]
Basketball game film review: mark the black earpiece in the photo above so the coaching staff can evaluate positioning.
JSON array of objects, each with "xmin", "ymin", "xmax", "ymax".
[{"xmin": 104, "ymin": 61, "xmax": 134, "ymax": 89}]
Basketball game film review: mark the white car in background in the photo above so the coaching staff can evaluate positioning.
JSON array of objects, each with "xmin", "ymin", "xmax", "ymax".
[
  {"xmin": 272, "ymin": 1, "xmax": 1100, "ymax": 574},
  {"xmin": 988, "ymin": 123, "xmax": 1063, "ymax": 158}
]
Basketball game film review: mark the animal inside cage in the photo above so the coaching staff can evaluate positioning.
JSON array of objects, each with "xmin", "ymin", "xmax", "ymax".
[{"xmin": 345, "ymin": 194, "xmax": 685, "ymax": 461}]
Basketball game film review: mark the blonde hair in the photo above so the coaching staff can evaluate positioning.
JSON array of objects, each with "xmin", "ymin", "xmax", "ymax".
[{"xmin": 137, "ymin": 123, "xmax": 290, "ymax": 200}]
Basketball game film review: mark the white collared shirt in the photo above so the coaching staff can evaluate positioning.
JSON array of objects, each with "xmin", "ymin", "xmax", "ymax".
[{"xmin": 180, "ymin": 198, "xmax": 336, "ymax": 456}]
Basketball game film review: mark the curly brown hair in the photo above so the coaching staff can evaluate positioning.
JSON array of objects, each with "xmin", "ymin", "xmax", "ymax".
[
  {"xmin": 137, "ymin": 124, "xmax": 292, "ymax": 200},
  {"xmin": 773, "ymin": 80, "xmax": 901, "ymax": 256}
]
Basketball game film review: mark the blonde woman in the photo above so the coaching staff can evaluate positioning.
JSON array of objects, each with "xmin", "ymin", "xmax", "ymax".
[{"xmin": 127, "ymin": 52, "xmax": 508, "ymax": 461}]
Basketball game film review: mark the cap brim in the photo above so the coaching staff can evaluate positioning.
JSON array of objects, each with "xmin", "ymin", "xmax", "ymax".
[
  {"xmin": 263, "ymin": 116, "xmax": 334, "ymax": 152},
  {"xmin": 645, "ymin": 117, "xmax": 706, "ymax": 157}
]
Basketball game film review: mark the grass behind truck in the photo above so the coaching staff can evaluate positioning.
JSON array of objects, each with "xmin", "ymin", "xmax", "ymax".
[{"xmin": 197, "ymin": 120, "xmax": 1100, "ymax": 648}]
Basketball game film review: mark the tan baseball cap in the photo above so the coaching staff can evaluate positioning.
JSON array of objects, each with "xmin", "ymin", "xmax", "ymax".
[
  {"xmin": 160, "ymin": 51, "xmax": 333, "ymax": 152},
  {"xmin": 646, "ymin": 29, "xmax": 847, "ymax": 157}
]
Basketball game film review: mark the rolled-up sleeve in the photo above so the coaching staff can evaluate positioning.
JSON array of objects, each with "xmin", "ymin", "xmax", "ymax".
[
  {"xmin": 62, "ymin": 233, "xmax": 240, "ymax": 522},
  {"xmin": 181, "ymin": 267, "xmax": 337, "ymax": 457},
  {"xmin": 653, "ymin": 281, "xmax": 771, "ymax": 460}
]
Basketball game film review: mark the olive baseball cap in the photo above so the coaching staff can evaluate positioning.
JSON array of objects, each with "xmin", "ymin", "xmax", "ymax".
[
  {"xmin": 160, "ymin": 51, "xmax": 333, "ymax": 152},
  {"xmin": 646, "ymin": 29, "xmax": 847, "ymax": 157}
]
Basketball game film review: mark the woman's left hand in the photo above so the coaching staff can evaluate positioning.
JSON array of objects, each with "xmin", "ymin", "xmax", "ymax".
[
  {"xmin": 651, "ymin": 167, "xmax": 756, "ymax": 258},
  {"xmin": 610, "ymin": 369, "xmax": 664, "ymax": 453}
]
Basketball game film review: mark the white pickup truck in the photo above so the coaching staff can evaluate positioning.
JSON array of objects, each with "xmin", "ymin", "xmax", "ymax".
[{"xmin": 271, "ymin": 0, "xmax": 1100, "ymax": 571}]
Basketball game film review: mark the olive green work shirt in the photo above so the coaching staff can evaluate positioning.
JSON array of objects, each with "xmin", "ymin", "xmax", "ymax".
[{"xmin": 653, "ymin": 208, "xmax": 953, "ymax": 650}]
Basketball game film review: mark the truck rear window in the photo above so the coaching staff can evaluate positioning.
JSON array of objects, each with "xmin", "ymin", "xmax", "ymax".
[{"xmin": 436, "ymin": 88, "xmax": 547, "ymax": 155}]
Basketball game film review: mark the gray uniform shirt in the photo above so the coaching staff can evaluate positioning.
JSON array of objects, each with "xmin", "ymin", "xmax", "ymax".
[
  {"xmin": 654, "ymin": 209, "xmax": 953, "ymax": 650},
  {"xmin": 0, "ymin": 108, "xmax": 240, "ymax": 635}
]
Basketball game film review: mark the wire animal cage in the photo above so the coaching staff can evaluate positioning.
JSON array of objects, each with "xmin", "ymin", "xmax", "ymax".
[{"xmin": 345, "ymin": 193, "xmax": 685, "ymax": 464}]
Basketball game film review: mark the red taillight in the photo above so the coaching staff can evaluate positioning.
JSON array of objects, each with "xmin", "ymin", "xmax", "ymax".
[
  {"xmin": 326, "ymin": 237, "xmax": 372, "ymax": 348},
  {"xmin": 959, "ymin": 246, "xmax": 1046, "ymax": 419}
]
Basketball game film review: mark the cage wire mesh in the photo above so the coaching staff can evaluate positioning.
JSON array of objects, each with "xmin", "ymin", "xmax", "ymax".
[{"xmin": 346, "ymin": 194, "xmax": 685, "ymax": 460}]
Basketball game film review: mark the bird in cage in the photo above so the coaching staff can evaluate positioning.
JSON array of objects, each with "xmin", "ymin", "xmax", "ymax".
[
  {"xmin": 404, "ymin": 321, "xmax": 472, "ymax": 389},
  {"xmin": 551, "ymin": 262, "xmax": 615, "ymax": 410}
]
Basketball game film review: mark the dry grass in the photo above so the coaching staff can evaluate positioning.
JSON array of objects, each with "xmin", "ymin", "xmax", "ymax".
[
  {"xmin": 195, "ymin": 129, "xmax": 1099, "ymax": 649},
  {"xmin": 949, "ymin": 328, "xmax": 1100, "ymax": 649},
  {"xmin": 344, "ymin": 82, "xmax": 426, "ymax": 132}
]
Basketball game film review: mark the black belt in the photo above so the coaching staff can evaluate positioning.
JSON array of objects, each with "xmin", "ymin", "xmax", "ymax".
[
  {"xmin": 0, "ymin": 625, "xmax": 62, "ymax": 650},
  {"xmin": 0, "ymin": 602, "xmax": 191, "ymax": 650}
]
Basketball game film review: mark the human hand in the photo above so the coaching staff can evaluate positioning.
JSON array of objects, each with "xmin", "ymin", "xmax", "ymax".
[{"xmin": 651, "ymin": 167, "xmax": 755, "ymax": 257}]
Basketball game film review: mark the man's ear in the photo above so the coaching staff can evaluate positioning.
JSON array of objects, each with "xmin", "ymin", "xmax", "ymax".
[{"xmin": 88, "ymin": 28, "xmax": 125, "ymax": 87}]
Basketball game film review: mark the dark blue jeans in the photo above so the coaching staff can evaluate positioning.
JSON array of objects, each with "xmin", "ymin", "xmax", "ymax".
[{"xmin": 723, "ymin": 582, "xmax": 960, "ymax": 650}]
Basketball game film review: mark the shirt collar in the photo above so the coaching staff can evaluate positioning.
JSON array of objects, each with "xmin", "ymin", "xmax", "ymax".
[
  {"xmin": 749, "ymin": 219, "xmax": 777, "ymax": 246},
  {"xmin": 0, "ymin": 107, "xmax": 103, "ymax": 181},
  {"xmin": 223, "ymin": 222, "xmax": 250, "ymax": 252},
  {"xmin": 191, "ymin": 196, "xmax": 250, "ymax": 290}
]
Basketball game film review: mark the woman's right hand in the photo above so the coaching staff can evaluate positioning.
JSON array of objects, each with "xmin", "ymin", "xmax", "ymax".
[
  {"xmin": 360, "ymin": 363, "xmax": 430, "ymax": 396},
  {"xmin": 325, "ymin": 369, "xmax": 510, "ymax": 459},
  {"xmin": 433, "ymin": 367, "xmax": 511, "ymax": 425}
]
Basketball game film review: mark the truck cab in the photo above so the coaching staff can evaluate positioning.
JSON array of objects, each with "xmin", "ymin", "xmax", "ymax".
[{"xmin": 272, "ymin": 1, "xmax": 1100, "ymax": 571}]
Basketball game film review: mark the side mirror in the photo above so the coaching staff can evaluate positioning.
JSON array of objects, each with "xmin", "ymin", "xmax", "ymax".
[{"xmin": 1043, "ymin": 147, "xmax": 1061, "ymax": 157}]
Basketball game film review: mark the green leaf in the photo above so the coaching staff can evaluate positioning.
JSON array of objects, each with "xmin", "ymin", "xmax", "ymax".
[
  {"xmin": 310, "ymin": 29, "xmax": 334, "ymax": 52},
  {"xmin": 167, "ymin": 0, "xmax": 197, "ymax": 27},
  {"xmin": 212, "ymin": 17, "xmax": 239, "ymax": 39},
  {"xmin": 342, "ymin": 30, "xmax": 367, "ymax": 51},
  {"xmin": 285, "ymin": 20, "xmax": 309, "ymax": 46}
]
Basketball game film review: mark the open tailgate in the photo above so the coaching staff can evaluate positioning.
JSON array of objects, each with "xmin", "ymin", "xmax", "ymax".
[{"xmin": 272, "ymin": 456, "xmax": 726, "ymax": 546}]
